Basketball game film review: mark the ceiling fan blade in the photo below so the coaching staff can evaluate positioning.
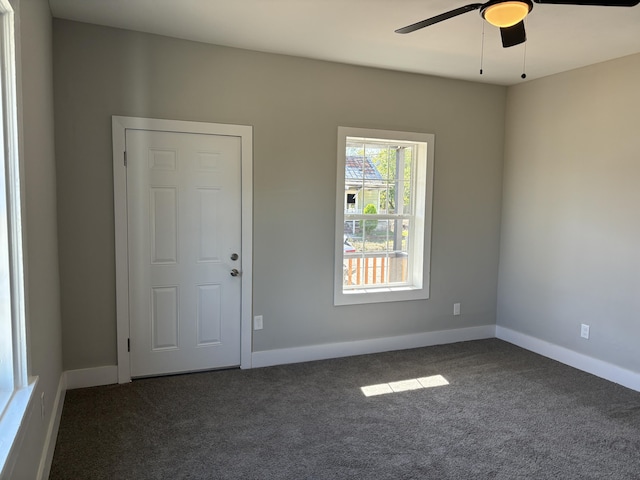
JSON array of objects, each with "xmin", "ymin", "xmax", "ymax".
[
  {"xmin": 500, "ymin": 21, "xmax": 527, "ymax": 47},
  {"xmin": 533, "ymin": 0, "xmax": 638, "ymax": 5},
  {"xmin": 395, "ymin": 3, "xmax": 484, "ymax": 34}
]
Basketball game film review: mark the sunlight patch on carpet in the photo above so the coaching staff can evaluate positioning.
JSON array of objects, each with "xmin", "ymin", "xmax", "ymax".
[{"xmin": 360, "ymin": 374, "xmax": 449, "ymax": 397}]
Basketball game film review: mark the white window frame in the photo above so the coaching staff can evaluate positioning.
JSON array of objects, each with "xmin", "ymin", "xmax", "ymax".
[
  {"xmin": 0, "ymin": 0, "xmax": 35, "ymax": 476},
  {"xmin": 334, "ymin": 127, "xmax": 435, "ymax": 306}
]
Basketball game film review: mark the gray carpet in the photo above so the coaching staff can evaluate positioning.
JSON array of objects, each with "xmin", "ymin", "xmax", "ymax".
[{"xmin": 49, "ymin": 339, "xmax": 640, "ymax": 479}]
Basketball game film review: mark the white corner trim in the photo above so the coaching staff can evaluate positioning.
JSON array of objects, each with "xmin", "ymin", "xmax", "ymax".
[
  {"xmin": 36, "ymin": 374, "xmax": 66, "ymax": 480},
  {"xmin": 251, "ymin": 325, "xmax": 496, "ymax": 368},
  {"xmin": 496, "ymin": 326, "xmax": 640, "ymax": 392},
  {"xmin": 64, "ymin": 366, "xmax": 118, "ymax": 390}
]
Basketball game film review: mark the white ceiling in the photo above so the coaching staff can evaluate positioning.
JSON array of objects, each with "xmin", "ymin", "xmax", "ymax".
[{"xmin": 49, "ymin": 0, "xmax": 640, "ymax": 86}]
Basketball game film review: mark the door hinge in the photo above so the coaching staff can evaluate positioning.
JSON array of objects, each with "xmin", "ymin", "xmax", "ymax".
[
  {"xmin": 127, "ymin": 338, "xmax": 130, "ymax": 352},
  {"xmin": 124, "ymin": 151, "xmax": 127, "ymax": 167}
]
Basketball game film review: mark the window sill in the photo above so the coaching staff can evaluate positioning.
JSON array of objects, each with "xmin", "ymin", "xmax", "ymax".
[
  {"xmin": 335, "ymin": 285, "xmax": 429, "ymax": 306},
  {"xmin": 0, "ymin": 377, "xmax": 38, "ymax": 478}
]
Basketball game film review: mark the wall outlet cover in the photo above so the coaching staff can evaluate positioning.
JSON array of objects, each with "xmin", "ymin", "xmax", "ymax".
[{"xmin": 580, "ymin": 324, "xmax": 590, "ymax": 339}]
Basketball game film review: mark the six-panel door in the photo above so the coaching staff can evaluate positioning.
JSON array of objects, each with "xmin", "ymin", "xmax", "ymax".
[{"xmin": 126, "ymin": 129, "xmax": 242, "ymax": 377}]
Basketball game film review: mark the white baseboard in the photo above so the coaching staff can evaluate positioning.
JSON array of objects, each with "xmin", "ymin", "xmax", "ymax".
[
  {"xmin": 60, "ymin": 326, "xmax": 639, "ymax": 393},
  {"xmin": 36, "ymin": 373, "xmax": 66, "ymax": 480},
  {"xmin": 251, "ymin": 325, "xmax": 497, "ymax": 368},
  {"xmin": 64, "ymin": 365, "xmax": 118, "ymax": 390},
  {"xmin": 496, "ymin": 326, "xmax": 640, "ymax": 392}
]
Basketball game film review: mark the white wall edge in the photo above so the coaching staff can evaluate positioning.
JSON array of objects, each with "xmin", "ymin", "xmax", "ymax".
[
  {"xmin": 251, "ymin": 325, "xmax": 497, "ymax": 368},
  {"xmin": 496, "ymin": 326, "xmax": 640, "ymax": 392},
  {"xmin": 36, "ymin": 373, "xmax": 66, "ymax": 480},
  {"xmin": 64, "ymin": 366, "xmax": 118, "ymax": 390}
]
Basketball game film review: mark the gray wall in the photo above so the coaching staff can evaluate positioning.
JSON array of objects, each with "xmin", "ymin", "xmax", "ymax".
[
  {"xmin": 10, "ymin": 0, "xmax": 63, "ymax": 478},
  {"xmin": 53, "ymin": 20, "xmax": 506, "ymax": 370},
  {"xmin": 498, "ymin": 53, "xmax": 640, "ymax": 373}
]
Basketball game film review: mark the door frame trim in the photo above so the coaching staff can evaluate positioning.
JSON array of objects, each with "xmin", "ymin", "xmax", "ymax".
[{"xmin": 112, "ymin": 116, "xmax": 253, "ymax": 383}]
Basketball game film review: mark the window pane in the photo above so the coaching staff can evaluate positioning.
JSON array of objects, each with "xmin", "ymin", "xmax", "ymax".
[
  {"xmin": 380, "ymin": 181, "xmax": 394, "ymax": 214},
  {"xmin": 345, "ymin": 154, "xmax": 365, "ymax": 184},
  {"xmin": 402, "ymin": 148, "xmax": 413, "ymax": 180},
  {"xmin": 370, "ymin": 145, "xmax": 392, "ymax": 181},
  {"xmin": 343, "ymin": 221, "xmax": 359, "ymax": 246},
  {"xmin": 386, "ymin": 218, "xmax": 410, "ymax": 284},
  {"xmin": 400, "ymin": 181, "xmax": 412, "ymax": 214},
  {"xmin": 362, "ymin": 221, "xmax": 380, "ymax": 253}
]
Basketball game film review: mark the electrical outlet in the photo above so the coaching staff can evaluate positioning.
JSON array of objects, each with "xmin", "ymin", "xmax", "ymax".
[
  {"xmin": 254, "ymin": 315, "xmax": 263, "ymax": 330},
  {"xmin": 580, "ymin": 324, "xmax": 590, "ymax": 339},
  {"xmin": 453, "ymin": 303, "xmax": 461, "ymax": 316}
]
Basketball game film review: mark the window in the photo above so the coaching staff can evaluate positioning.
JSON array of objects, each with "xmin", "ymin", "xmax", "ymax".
[
  {"xmin": 0, "ymin": 1, "xmax": 32, "ymax": 475},
  {"xmin": 334, "ymin": 127, "xmax": 434, "ymax": 305}
]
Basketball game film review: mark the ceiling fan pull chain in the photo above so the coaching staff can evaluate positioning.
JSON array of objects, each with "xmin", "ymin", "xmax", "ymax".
[
  {"xmin": 521, "ymin": 36, "xmax": 527, "ymax": 79},
  {"xmin": 479, "ymin": 20, "xmax": 485, "ymax": 75}
]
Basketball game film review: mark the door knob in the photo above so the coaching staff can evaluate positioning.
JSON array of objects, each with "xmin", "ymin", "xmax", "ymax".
[{"xmin": 230, "ymin": 269, "xmax": 240, "ymax": 277}]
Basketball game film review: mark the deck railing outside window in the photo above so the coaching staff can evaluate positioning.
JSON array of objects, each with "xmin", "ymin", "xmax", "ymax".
[{"xmin": 343, "ymin": 252, "xmax": 408, "ymax": 287}]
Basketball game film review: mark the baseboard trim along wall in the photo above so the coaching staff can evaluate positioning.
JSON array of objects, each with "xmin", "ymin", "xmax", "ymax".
[
  {"xmin": 64, "ymin": 366, "xmax": 118, "ymax": 390},
  {"xmin": 59, "ymin": 326, "xmax": 640, "ymax": 394},
  {"xmin": 37, "ymin": 374, "xmax": 66, "ymax": 480},
  {"xmin": 60, "ymin": 328, "xmax": 497, "ymax": 388},
  {"xmin": 496, "ymin": 326, "xmax": 640, "ymax": 393},
  {"xmin": 251, "ymin": 325, "xmax": 498, "ymax": 368}
]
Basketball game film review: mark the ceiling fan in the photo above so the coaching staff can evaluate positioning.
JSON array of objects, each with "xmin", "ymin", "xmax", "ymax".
[{"xmin": 396, "ymin": 0, "xmax": 640, "ymax": 48}]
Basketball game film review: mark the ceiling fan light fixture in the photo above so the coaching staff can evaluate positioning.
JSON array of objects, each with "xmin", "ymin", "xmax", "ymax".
[{"xmin": 482, "ymin": 1, "xmax": 532, "ymax": 28}]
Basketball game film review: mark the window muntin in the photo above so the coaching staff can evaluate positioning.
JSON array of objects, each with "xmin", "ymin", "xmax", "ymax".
[{"xmin": 335, "ymin": 127, "xmax": 434, "ymax": 306}]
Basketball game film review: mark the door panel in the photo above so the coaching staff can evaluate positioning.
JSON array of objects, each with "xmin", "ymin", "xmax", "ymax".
[{"xmin": 126, "ymin": 129, "xmax": 241, "ymax": 377}]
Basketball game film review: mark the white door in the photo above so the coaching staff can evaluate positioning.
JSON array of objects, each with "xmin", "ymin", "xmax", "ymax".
[{"xmin": 126, "ymin": 129, "xmax": 242, "ymax": 377}]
